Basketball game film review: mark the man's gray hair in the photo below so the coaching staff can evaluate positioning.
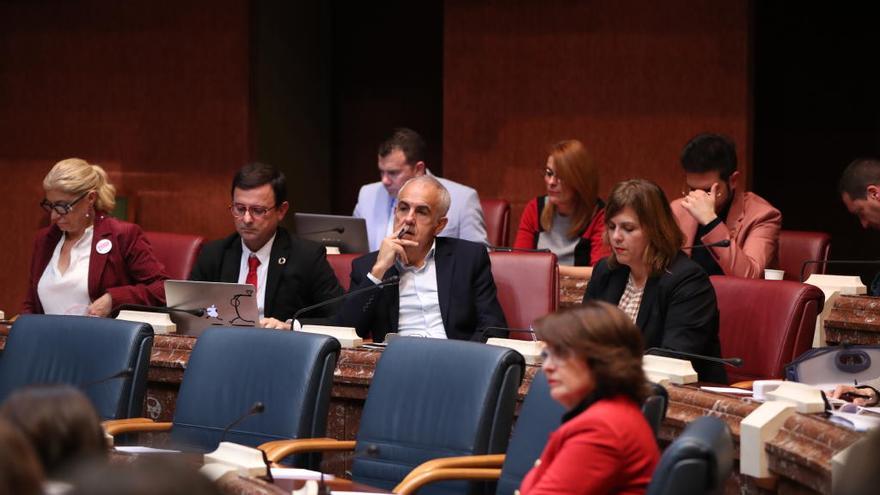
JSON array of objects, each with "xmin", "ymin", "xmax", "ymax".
[{"xmin": 400, "ymin": 175, "xmax": 451, "ymax": 218}]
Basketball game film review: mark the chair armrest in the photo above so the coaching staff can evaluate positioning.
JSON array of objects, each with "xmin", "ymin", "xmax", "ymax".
[
  {"xmin": 398, "ymin": 454, "xmax": 506, "ymax": 487},
  {"xmin": 259, "ymin": 438, "xmax": 357, "ymax": 464},
  {"xmin": 394, "ymin": 468, "xmax": 503, "ymax": 495},
  {"xmin": 102, "ymin": 418, "xmax": 173, "ymax": 436}
]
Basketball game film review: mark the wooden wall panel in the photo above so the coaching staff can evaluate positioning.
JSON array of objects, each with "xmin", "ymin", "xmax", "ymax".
[
  {"xmin": 443, "ymin": 0, "xmax": 751, "ymax": 229},
  {"xmin": 0, "ymin": 1, "xmax": 250, "ymax": 314}
]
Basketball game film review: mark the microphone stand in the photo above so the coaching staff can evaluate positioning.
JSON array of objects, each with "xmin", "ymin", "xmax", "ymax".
[
  {"xmin": 290, "ymin": 276, "xmax": 400, "ymax": 330},
  {"xmin": 111, "ymin": 304, "xmax": 206, "ymax": 319},
  {"xmin": 682, "ymin": 239, "xmax": 731, "ymax": 250},
  {"xmin": 644, "ymin": 347, "xmax": 743, "ymax": 368}
]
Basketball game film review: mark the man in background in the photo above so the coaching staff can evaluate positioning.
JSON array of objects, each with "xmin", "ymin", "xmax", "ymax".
[{"xmin": 353, "ymin": 128, "xmax": 488, "ymax": 250}]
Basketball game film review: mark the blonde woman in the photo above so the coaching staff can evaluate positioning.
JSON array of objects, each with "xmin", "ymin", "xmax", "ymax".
[{"xmin": 23, "ymin": 159, "xmax": 167, "ymax": 316}]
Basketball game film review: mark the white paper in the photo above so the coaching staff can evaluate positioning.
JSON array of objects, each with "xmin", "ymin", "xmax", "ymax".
[
  {"xmin": 330, "ymin": 492, "xmax": 382, "ymax": 495},
  {"xmin": 700, "ymin": 386, "xmax": 753, "ymax": 395},
  {"xmin": 115, "ymin": 446, "xmax": 182, "ymax": 454},
  {"xmin": 270, "ymin": 468, "xmax": 335, "ymax": 481},
  {"xmin": 829, "ymin": 411, "xmax": 880, "ymax": 432}
]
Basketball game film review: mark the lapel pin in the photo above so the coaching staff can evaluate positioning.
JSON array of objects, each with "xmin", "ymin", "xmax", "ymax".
[
  {"xmin": 278, "ymin": 257, "xmax": 287, "ymax": 265},
  {"xmin": 96, "ymin": 239, "xmax": 112, "ymax": 255}
]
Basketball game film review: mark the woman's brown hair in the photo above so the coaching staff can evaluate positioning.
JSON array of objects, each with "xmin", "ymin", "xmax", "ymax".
[
  {"xmin": 0, "ymin": 418, "xmax": 44, "ymax": 495},
  {"xmin": 603, "ymin": 179, "xmax": 684, "ymax": 276},
  {"xmin": 533, "ymin": 301, "xmax": 649, "ymax": 404},
  {"xmin": 540, "ymin": 139, "xmax": 599, "ymax": 237},
  {"xmin": 0, "ymin": 385, "xmax": 106, "ymax": 479}
]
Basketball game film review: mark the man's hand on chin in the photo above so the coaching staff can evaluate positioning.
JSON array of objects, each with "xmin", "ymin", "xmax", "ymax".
[
  {"xmin": 681, "ymin": 182, "xmax": 719, "ymax": 226},
  {"xmin": 260, "ymin": 317, "xmax": 290, "ymax": 330}
]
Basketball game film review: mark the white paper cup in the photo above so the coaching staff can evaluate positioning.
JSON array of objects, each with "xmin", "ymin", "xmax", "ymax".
[{"xmin": 764, "ymin": 269, "xmax": 784, "ymax": 280}]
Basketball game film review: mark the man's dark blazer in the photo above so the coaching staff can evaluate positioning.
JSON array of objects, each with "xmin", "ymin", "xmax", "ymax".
[
  {"xmin": 189, "ymin": 227, "xmax": 344, "ymax": 322},
  {"xmin": 336, "ymin": 237, "xmax": 507, "ymax": 342},
  {"xmin": 583, "ymin": 252, "xmax": 727, "ymax": 383}
]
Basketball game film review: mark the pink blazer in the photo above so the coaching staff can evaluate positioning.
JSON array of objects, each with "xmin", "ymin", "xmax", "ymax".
[
  {"xmin": 671, "ymin": 191, "xmax": 781, "ymax": 279},
  {"xmin": 22, "ymin": 214, "xmax": 168, "ymax": 314}
]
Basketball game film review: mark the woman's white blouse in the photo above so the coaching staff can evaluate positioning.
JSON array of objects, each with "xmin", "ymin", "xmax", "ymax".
[{"xmin": 37, "ymin": 227, "xmax": 94, "ymax": 315}]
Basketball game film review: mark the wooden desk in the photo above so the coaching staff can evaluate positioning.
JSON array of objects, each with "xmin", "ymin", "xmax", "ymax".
[{"xmin": 0, "ymin": 325, "xmax": 861, "ymax": 493}]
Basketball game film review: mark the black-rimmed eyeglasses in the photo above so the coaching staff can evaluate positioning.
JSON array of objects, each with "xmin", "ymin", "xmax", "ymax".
[{"xmin": 40, "ymin": 192, "xmax": 88, "ymax": 216}]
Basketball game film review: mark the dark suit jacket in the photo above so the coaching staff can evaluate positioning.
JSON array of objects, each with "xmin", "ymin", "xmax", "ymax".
[
  {"xmin": 189, "ymin": 227, "xmax": 343, "ymax": 322},
  {"xmin": 23, "ymin": 214, "xmax": 168, "ymax": 314},
  {"xmin": 584, "ymin": 252, "xmax": 727, "ymax": 383},
  {"xmin": 337, "ymin": 237, "xmax": 507, "ymax": 342}
]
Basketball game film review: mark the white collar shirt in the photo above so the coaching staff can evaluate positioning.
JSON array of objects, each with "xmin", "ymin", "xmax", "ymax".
[
  {"xmin": 38, "ymin": 226, "xmax": 94, "ymax": 315},
  {"xmin": 237, "ymin": 233, "xmax": 276, "ymax": 320},
  {"xmin": 393, "ymin": 241, "xmax": 447, "ymax": 338}
]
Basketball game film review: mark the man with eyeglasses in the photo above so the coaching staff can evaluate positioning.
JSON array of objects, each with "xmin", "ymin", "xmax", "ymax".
[
  {"xmin": 670, "ymin": 133, "xmax": 782, "ymax": 278},
  {"xmin": 353, "ymin": 128, "xmax": 488, "ymax": 251},
  {"xmin": 190, "ymin": 163, "xmax": 343, "ymax": 329}
]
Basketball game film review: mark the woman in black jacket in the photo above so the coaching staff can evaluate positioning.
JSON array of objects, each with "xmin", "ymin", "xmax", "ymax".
[{"xmin": 583, "ymin": 179, "xmax": 726, "ymax": 383}]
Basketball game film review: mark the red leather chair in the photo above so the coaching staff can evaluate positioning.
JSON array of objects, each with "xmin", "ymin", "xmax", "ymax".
[
  {"xmin": 489, "ymin": 251, "xmax": 558, "ymax": 339},
  {"xmin": 481, "ymin": 198, "xmax": 511, "ymax": 247},
  {"xmin": 327, "ymin": 253, "xmax": 359, "ymax": 291},
  {"xmin": 144, "ymin": 231, "xmax": 204, "ymax": 280},
  {"xmin": 710, "ymin": 275, "xmax": 824, "ymax": 384},
  {"xmin": 778, "ymin": 230, "xmax": 831, "ymax": 282}
]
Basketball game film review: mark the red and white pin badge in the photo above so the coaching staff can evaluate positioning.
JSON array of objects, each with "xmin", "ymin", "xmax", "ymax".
[{"xmin": 96, "ymin": 239, "xmax": 113, "ymax": 254}]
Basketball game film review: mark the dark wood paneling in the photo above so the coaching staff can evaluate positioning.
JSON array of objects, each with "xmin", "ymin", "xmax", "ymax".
[
  {"xmin": 0, "ymin": 1, "xmax": 251, "ymax": 313},
  {"xmin": 443, "ymin": 0, "xmax": 752, "ymax": 226}
]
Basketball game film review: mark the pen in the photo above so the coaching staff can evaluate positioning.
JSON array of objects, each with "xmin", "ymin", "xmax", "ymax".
[{"xmin": 396, "ymin": 226, "xmax": 407, "ymax": 239}]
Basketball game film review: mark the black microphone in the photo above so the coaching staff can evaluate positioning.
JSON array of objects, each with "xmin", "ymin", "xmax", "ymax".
[
  {"xmin": 299, "ymin": 226, "xmax": 345, "ymax": 236},
  {"xmin": 112, "ymin": 303, "xmax": 206, "ymax": 318},
  {"xmin": 800, "ymin": 259, "xmax": 880, "ymax": 283},
  {"xmin": 644, "ymin": 347, "xmax": 743, "ymax": 368},
  {"xmin": 81, "ymin": 367, "xmax": 134, "ymax": 388},
  {"xmin": 682, "ymin": 239, "xmax": 731, "ymax": 250},
  {"xmin": 488, "ymin": 246, "xmax": 552, "ymax": 253},
  {"xmin": 483, "ymin": 326, "xmax": 538, "ymax": 342},
  {"xmin": 289, "ymin": 276, "xmax": 401, "ymax": 330},
  {"xmin": 220, "ymin": 401, "xmax": 266, "ymax": 444}
]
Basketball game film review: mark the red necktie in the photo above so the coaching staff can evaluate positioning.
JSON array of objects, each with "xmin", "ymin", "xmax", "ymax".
[{"xmin": 246, "ymin": 254, "xmax": 261, "ymax": 293}]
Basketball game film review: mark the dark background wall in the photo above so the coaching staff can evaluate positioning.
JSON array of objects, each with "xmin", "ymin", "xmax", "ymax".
[
  {"xmin": 752, "ymin": 4, "xmax": 880, "ymax": 282},
  {"xmin": 443, "ymin": 0, "xmax": 751, "ymax": 227},
  {"xmin": 3, "ymin": 1, "xmax": 879, "ymax": 312}
]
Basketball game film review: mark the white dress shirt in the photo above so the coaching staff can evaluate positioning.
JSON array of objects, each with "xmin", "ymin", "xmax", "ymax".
[
  {"xmin": 38, "ymin": 227, "xmax": 94, "ymax": 315},
  {"xmin": 367, "ymin": 241, "xmax": 447, "ymax": 338},
  {"xmin": 237, "ymin": 234, "xmax": 276, "ymax": 320}
]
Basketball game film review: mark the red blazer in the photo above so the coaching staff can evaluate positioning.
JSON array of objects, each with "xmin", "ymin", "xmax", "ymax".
[
  {"xmin": 22, "ymin": 214, "xmax": 168, "ymax": 314},
  {"xmin": 514, "ymin": 196, "xmax": 610, "ymax": 266},
  {"xmin": 671, "ymin": 191, "xmax": 781, "ymax": 279},
  {"xmin": 520, "ymin": 395, "xmax": 660, "ymax": 495}
]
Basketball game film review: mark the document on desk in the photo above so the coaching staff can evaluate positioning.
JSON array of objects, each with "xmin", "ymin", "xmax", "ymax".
[
  {"xmin": 700, "ymin": 386, "xmax": 753, "ymax": 395},
  {"xmin": 115, "ymin": 446, "xmax": 183, "ymax": 454},
  {"xmin": 270, "ymin": 468, "xmax": 335, "ymax": 481}
]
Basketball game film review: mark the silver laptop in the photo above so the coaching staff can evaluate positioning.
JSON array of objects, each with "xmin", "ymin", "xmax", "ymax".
[
  {"xmin": 164, "ymin": 280, "xmax": 259, "ymax": 337},
  {"xmin": 294, "ymin": 213, "xmax": 369, "ymax": 253}
]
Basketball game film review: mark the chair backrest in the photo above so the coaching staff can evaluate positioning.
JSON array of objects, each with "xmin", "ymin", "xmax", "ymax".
[
  {"xmin": 481, "ymin": 198, "xmax": 511, "ymax": 247},
  {"xmin": 0, "ymin": 315, "xmax": 154, "ymax": 420},
  {"xmin": 645, "ymin": 416, "xmax": 733, "ymax": 495},
  {"xmin": 327, "ymin": 253, "xmax": 359, "ymax": 291},
  {"xmin": 496, "ymin": 371, "xmax": 565, "ymax": 495},
  {"xmin": 711, "ymin": 276, "xmax": 824, "ymax": 383},
  {"xmin": 144, "ymin": 231, "xmax": 204, "ymax": 280},
  {"xmin": 353, "ymin": 337, "xmax": 524, "ymax": 495},
  {"xmin": 642, "ymin": 382, "xmax": 669, "ymax": 440},
  {"xmin": 778, "ymin": 230, "xmax": 831, "ymax": 281},
  {"xmin": 170, "ymin": 328, "xmax": 340, "ymax": 469},
  {"xmin": 489, "ymin": 251, "xmax": 558, "ymax": 338}
]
